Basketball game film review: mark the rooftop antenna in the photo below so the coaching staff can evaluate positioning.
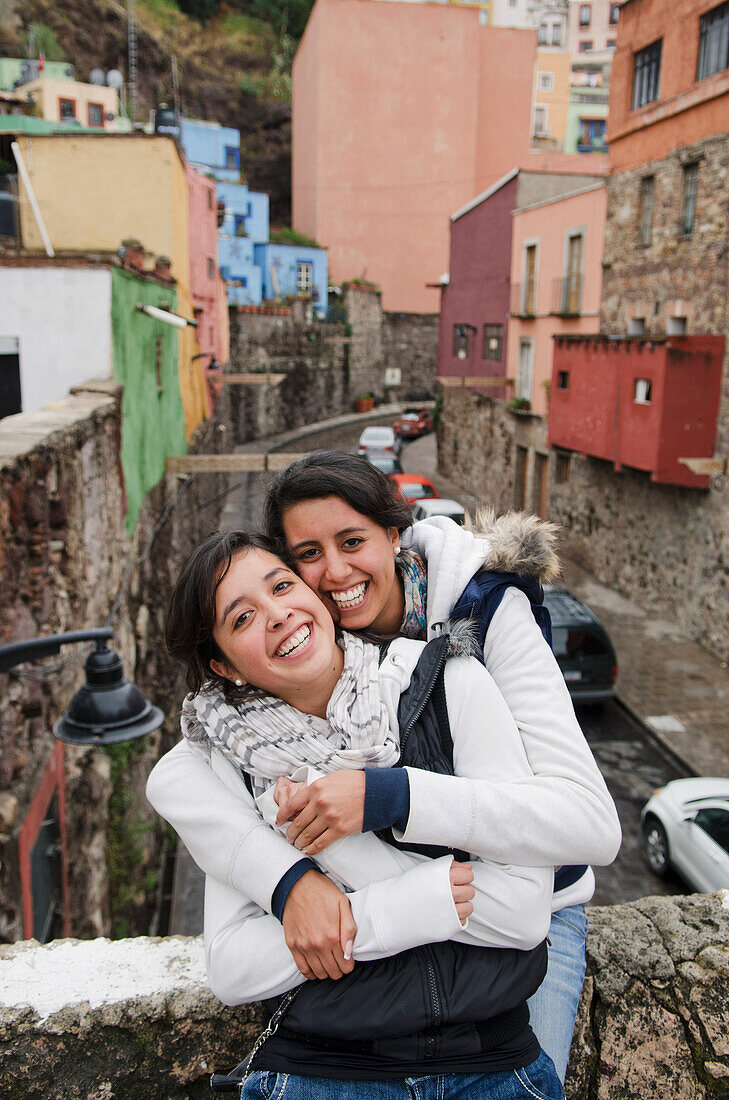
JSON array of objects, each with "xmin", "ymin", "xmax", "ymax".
[{"xmin": 127, "ymin": 0, "xmax": 138, "ymax": 123}]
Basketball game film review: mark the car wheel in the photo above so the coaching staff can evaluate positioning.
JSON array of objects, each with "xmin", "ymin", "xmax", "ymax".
[{"xmin": 643, "ymin": 816, "xmax": 670, "ymax": 878}]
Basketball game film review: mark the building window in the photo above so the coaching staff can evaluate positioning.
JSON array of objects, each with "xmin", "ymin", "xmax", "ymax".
[
  {"xmin": 524, "ymin": 244, "xmax": 538, "ymax": 314},
  {"xmin": 609, "ymin": 3, "xmax": 620, "ymax": 25},
  {"xmin": 634, "ymin": 378, "xmax": 653, "ymax": 404},
  {"xmin": 532, "ymin": 452, "xmax": 548, "ymax": 518},
  {"xmin": 681, "ymin": 162, "xmax": 699, "ymax": 235},
  {"xmin": 207, "ymin": 257, "xmax": 215, "ymax": 279},
  {"xmin": 632, "ymin": 39, "xmax": 662, "ymax": 108},
  {"xmin": 517, "ymin": 339, "xmax": 534, "ymax": 401},
  {"xmin": 539, "ymin": 72, "xmax": 554, "ymax": 91},
  {"xmin": 297, "ymin": 261, "xmax": 313, "ymax": 294},
  {"xmin": 698, "ymin": 1, "xmax": 729, "ymax": 80},
  {"xmin": 58, "ymin": 97, "xmax": 76, "ymax": 120},
  {"xmin": 639, "ymin": 175, "xmax": 655, "ymax": 246},
  {"xmin": 579, "ymin": 4, "xmax": 591, "ymax": 26},
  {"xmin": 87, "ymin": 102, "xmax": 104, "ymax": 127},
  {"xmin": 551, "ymin": 22, "xmax": 563, "ymax": 46},
  {"xmin": 482, "ymin": 324, "xmax": 503, "ymax": 361},
  {"xmin": 534, "ymin": 104, "xmax": 548, "ymax": 134},
  {"xmin": 234, "ymin": 214, "xmax": 247, "ymax": 237},
  {"xmin": 557, "ymin": 370, "xmax": 570, "ymax": 390},
  {"xmin": 454, "ymin": 324, "xmax": 470, "ymax": 358},
  {"xmin": 538, "ymin": 22, "xmax": 549, "ymax": 44},
  {"xmin": 607, "ymin": 38, "xmax": 617, "ymax": 48},
  {"xmin": 207, "ymin": 189, "xmax": 213, "ymax": 209},
  {"xmin": 555, "ymin": 451, "xmax": 571, "ymax": 484},
  {"xmin": 628, "ymin": 316, "xmax": 646, "ymax": 335},
  {"xmin": 217, "ymin": 201, "xmax": 226, "ymax": 228},
  {"xmin": 666, "ymin": 316, "xmax": 687, "ymax": 334},
  {"xmin": 224, "ymin": 145, "xmax": 240, "ymax": 171},
  {"xmin": 579, "ymin": 40, "xmax": 593, "ymax": 52},
  {"xmin": 564, "ymin": 234, "xmax": 583, "ymax": 314},
  {"xmin": 578, "ymin": 117, "xmax": 606, "ymax": 150}
]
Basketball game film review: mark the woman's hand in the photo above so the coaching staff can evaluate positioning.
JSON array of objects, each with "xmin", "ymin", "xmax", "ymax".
[
  {"xmin": 281, "ymin": 869, "xmax": 358, "ymax": 981},
  {"xmin": 275, "ymin": 771, "xmax": 366, "ymax": 854},
  {"xmin": 450, "ymin": 860, "xmax": 475, "ymax": 925}
]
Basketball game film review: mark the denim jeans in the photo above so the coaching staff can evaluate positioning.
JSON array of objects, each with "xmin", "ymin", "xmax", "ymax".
[
  {"xmin": 239, "ymin": 1051, "xmax": 563, "ymax": 1099},
  {"xmin": 526, "ymin": 904, "xmax": 588, "ymax": 1086}
]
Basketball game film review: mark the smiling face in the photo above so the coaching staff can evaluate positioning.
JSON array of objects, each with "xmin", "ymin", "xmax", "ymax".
[
  {"xmin": 210, "ymin": 547, "xmax": 344, "ymax": 716},
  {"xmin": 282, "ymin": 496, "xmax": 405, "ymax": 634}
]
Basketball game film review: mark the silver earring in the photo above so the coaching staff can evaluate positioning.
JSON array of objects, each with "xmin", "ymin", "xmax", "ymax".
[{"xmin": 235, "ymin": 679, "xmax": 243, "ymax": 687}]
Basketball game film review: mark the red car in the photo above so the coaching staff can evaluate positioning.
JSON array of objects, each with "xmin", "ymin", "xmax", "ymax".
[
  {"xmin": 394, "ymin": 406, "xmax": 434, "ymax": 439},
  {"xmin": 390, "ymin": 473, "xmax": 439, "ymax": 505}
]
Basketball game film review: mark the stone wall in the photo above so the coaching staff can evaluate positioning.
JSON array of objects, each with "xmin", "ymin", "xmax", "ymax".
[
  {"xmin": 0, "ymin": 383, "xmax": 231, "ymax": 943},
  {"xmin": 2, "ymin": 892, "xmax": 727, "ymax": 1098},
  {"xmin": 382, "ymin": 310, "xmax": 440, "ymax": 399}
]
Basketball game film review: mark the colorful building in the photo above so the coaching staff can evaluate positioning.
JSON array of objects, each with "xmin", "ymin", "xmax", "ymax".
[
  {"xmin": 255, "ymin": 242, "xmax": 328, "ymax": 312},
  {"xmin": 507, "ymin": 179, "xmax": 606, "ymax": 414},
  {"xmin": 185, "ymin": 160, "xmax": 230, "ymax": 389},
  {"xmin": 567, "ymin": 0, "xmax": 620, "ymax": 59},
  {"xmin": 0, "ymin": 255, "xmax": 187, "ymax": 529},
  {"xmin": 293, "ymin": 0, "xmax": 539, "ymax": 312},
  {"xmin": 0, "ymin": 58, "xmax": 74, "ymax": 90},
  {"xmin": 15, "ymin": 76, "xmax": 123, "ymax": 130},
  {"xmin": 438, "ymin": 168, "xmax": 605, "ymax": 395},
  {"xmin": 180, "ymin": 118, "xmax": 242, "ymax": 182}
]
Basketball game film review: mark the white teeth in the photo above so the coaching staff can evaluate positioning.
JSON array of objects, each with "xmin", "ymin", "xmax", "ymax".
[
  {"xmin": 330, "ymin": 582, "xmax": 367, "ymax": 608},
  {"xmin": 276, "ymin": 625, "xmax": 311, "ymax": 657}
]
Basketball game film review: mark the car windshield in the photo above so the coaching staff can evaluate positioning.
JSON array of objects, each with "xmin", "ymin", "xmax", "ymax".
[{"xmin": 362, "ymin": 428, "xmax": 392, "ymax": 443}]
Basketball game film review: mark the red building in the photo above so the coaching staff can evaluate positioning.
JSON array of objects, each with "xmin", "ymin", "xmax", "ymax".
[{"xmin": 549, "ymin": 335, "xmax": 725, "ymax": 488}]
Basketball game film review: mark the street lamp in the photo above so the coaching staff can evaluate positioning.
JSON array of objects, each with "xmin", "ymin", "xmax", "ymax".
[{"xmin": 0, "ymin": 629, "xmax": 164, "ymax": 746}]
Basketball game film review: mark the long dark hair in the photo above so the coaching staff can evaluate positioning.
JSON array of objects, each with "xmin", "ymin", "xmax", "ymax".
[
  {"xmin": 263, "ymin": 450, "xmax": 413, "ymax": 544},
  {"xmin": 166, "ymin": 530, "xmax": 288, "ymax": 699}
]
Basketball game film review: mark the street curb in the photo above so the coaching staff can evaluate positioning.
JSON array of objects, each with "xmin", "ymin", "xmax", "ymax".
[
  {"xmin": 266, "ymin": 405, "xmax": 404, "ymax": 452},
  {"xmin": 611, "ymin": 696, "xmax": 697, "ymax": 779}
]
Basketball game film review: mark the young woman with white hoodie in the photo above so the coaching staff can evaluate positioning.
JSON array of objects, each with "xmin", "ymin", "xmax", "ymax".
[
  {"xmin": 147, "ymin": 451, "xmax": 621, "ymax": 1085},
  {"xmin": 161, "ymin": 528, "xmax": 561, "ymax": 1098}
]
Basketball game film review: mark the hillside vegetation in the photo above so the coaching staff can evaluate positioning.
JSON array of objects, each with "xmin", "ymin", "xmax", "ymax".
[{"xmin": 0, "ymin": 0, "xmax": 312, "ymax": 221}]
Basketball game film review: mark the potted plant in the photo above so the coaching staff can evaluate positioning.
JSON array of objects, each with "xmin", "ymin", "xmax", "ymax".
[{"xmin": 355, "ymin": 392, "xmax": 375, "ymax": 412}]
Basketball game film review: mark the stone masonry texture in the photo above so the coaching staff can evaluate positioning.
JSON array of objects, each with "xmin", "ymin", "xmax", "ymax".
[{"xmin": 1, "ymin": 892, "xmax": 728, "ymax": 1098}]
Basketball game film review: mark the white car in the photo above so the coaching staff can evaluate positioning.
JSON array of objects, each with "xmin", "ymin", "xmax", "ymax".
[
  {"xmin": 641, "ymin": 778, "xmax": 729, "ymax": 892},
  {"xmin": 412, "ymin": 498, "xmax": 467, "ymax": 526},
  {"xmin": 357, "ymin": 425, "xmax": 402, "ymax": 457}
]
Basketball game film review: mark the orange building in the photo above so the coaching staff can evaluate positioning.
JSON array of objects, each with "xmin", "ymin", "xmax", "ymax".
[
  {"xmin": 293, "ymin": 0, "xmax": 539, "ymax": 312},
  {"xmin": 607, "ymin": 0, "xmax": 729, "ymax": 171}
]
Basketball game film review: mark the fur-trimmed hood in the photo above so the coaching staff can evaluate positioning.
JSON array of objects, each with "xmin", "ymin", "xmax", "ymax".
[{"xmin": 400, "ymin": 510, "xmax": 560, "ymax": 641}]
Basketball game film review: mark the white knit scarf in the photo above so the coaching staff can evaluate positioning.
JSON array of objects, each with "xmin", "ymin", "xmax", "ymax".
[{"xmin": 180, "ymin": 632, "xmax": 399, "ymax": 798}]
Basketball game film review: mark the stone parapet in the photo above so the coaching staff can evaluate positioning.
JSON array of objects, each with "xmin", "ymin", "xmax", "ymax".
[{"xmin": 1, "ymin": 893, "xmax": 728, "ymax": 1098}]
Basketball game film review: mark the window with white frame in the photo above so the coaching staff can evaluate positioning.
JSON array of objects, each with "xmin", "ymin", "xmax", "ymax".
[
  {"xmin": 533, "ymin": 104, "xmax": 548, "ymax": 134},
  {"xmin": 609, "ymin": 3, "xmax": 620, "ymax": 25},
  {"xmin": 516, "ymin": 339, "xmax": 534, "ymax": 402},
  {"xmin": 297, "ymin": 261, "xmax": 313, "ymax": 294},
  {"xmin": 538, "ymin": 23, "xmax": 549, "ymax": 44},
  {"xmin": 551, "ymin": 22, "xmax": 563, "ymax": 45},
  {"xmin": 579, "ymin": 4, "xmax": 591, "ymax": 27},
  {"xmin": 539, "ymin": 72, "xmax": 555, "ymax": 91},
  {"xmin": 634, "ymin": 378, "xmax": 653, "ymax": 404}
]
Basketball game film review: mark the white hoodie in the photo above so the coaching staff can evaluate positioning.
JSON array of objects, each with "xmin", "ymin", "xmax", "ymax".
[
  {"xmin": 203, "ymin": 636, "xmax": 554, "ymax": 1006},
  {"xmin": 147, "ymin": 514, "xmax": 620, "ymax": 930}
]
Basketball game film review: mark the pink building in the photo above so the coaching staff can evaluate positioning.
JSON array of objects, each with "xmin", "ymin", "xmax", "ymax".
[
  {"xmin": 438, "ymin": 169, "xmax": 604, "ymax": 397},
  {"xmin": 507, "ymin": 180, "xmax": 606, "ymax": 414},
  {"xmin": 293, "ymin": 0, "xmax": 538, "ymax": 313},
  {"xmin": 185, "ymin": 160, "xmax": 230, "ymax": 401}
]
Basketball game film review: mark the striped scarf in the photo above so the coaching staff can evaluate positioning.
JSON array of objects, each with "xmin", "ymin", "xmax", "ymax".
[{"xmin": 180, "ymin": 631, "xmax": 399, "ymax": 798}]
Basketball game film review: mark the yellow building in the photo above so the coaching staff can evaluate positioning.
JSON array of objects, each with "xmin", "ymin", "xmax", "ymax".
[
  {"xmin": 16, "ymin": 77, "xmax": 123, "ymax": 130},
  {"xmin": 14, "ymin": 132, "xmax": 208, "ymax": 436},
  {"xmin": 533, "ymin": 50, "xmax": 571, "ymax": 147}
]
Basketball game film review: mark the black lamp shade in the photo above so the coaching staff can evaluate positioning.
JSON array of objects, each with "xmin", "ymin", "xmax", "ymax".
[{"xmin": 54, "ymin": 644, "xmax": 164, "ymax": 745}]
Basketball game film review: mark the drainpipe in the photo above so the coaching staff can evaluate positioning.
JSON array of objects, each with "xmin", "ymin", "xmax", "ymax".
[{"xmin": 11, "ymin": 141, "xmax": 54, "ymax": 257}]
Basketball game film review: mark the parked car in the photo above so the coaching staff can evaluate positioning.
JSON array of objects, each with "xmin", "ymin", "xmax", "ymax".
[
  {"xmin": 394, "ymin": 406, "xmax": 433, "ymax": 440},
  {"xmin": 412, "ymin": 498, "xmax": 467, "ymax": 526},
  {"xmin": 365, "ymin": 453, "xmax": 404, "ymax": 475},
  {"xmin": 390, "ymin": 473, "xmax": 439, "ymax": 505},
  {"xmin": 542, "ymin": 586, "xmax": 617, "ymax": 704},
  {"xmin": 357, "ymin": 425, "xmax": 402, "ymax": 457},
  {"xmin": 641, "ymin": 778, "xmax": 729, "ymax": 892}
]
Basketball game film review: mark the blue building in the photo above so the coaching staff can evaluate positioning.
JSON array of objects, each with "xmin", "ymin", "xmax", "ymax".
[
  {"xmin": 180, "ymin": 118, "xmax": 328, "ymax": 313},
  {"xmin": 180, "ymin": 118, "xmax": 241, "ymax": 181},
  {"xmin": 255, "ymin": 243, "xmax": 328, "ymax": 314}
]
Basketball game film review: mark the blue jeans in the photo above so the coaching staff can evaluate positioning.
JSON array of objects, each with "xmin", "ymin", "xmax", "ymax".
[
  {"xmin": 240, "ymin": 1051, "xmax": 563, "ymax": 1099},
  {"xmin": 527, "ymin": 904, "xmax": 588, "ymax": 1086}
]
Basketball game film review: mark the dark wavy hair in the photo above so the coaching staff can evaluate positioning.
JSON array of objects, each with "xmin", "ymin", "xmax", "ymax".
[
  {"xmin": 165, "ymin": 530, "xmax": 289, "ymax": 700},
  {"xmin": 263, "ymin": 450, "xmax": 413, "ymax": 544}
]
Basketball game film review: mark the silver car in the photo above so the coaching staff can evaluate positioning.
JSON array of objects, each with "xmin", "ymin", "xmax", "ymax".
[{"xmin": 641, "ymin": 778, "xmax": 729, "ymax": 892}]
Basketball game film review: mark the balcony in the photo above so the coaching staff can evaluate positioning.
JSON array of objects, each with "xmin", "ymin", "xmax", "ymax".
[
  {"xmin": 547, "ymin": 335, "xmax": 725, "ymax": 489},
  {"xmin": 551, "ymin": 275, "xmax": 582, "ymax": 317},
  {"xmin": 510, "ymin": 282, "xmax": 537, "ymax": 318}
]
